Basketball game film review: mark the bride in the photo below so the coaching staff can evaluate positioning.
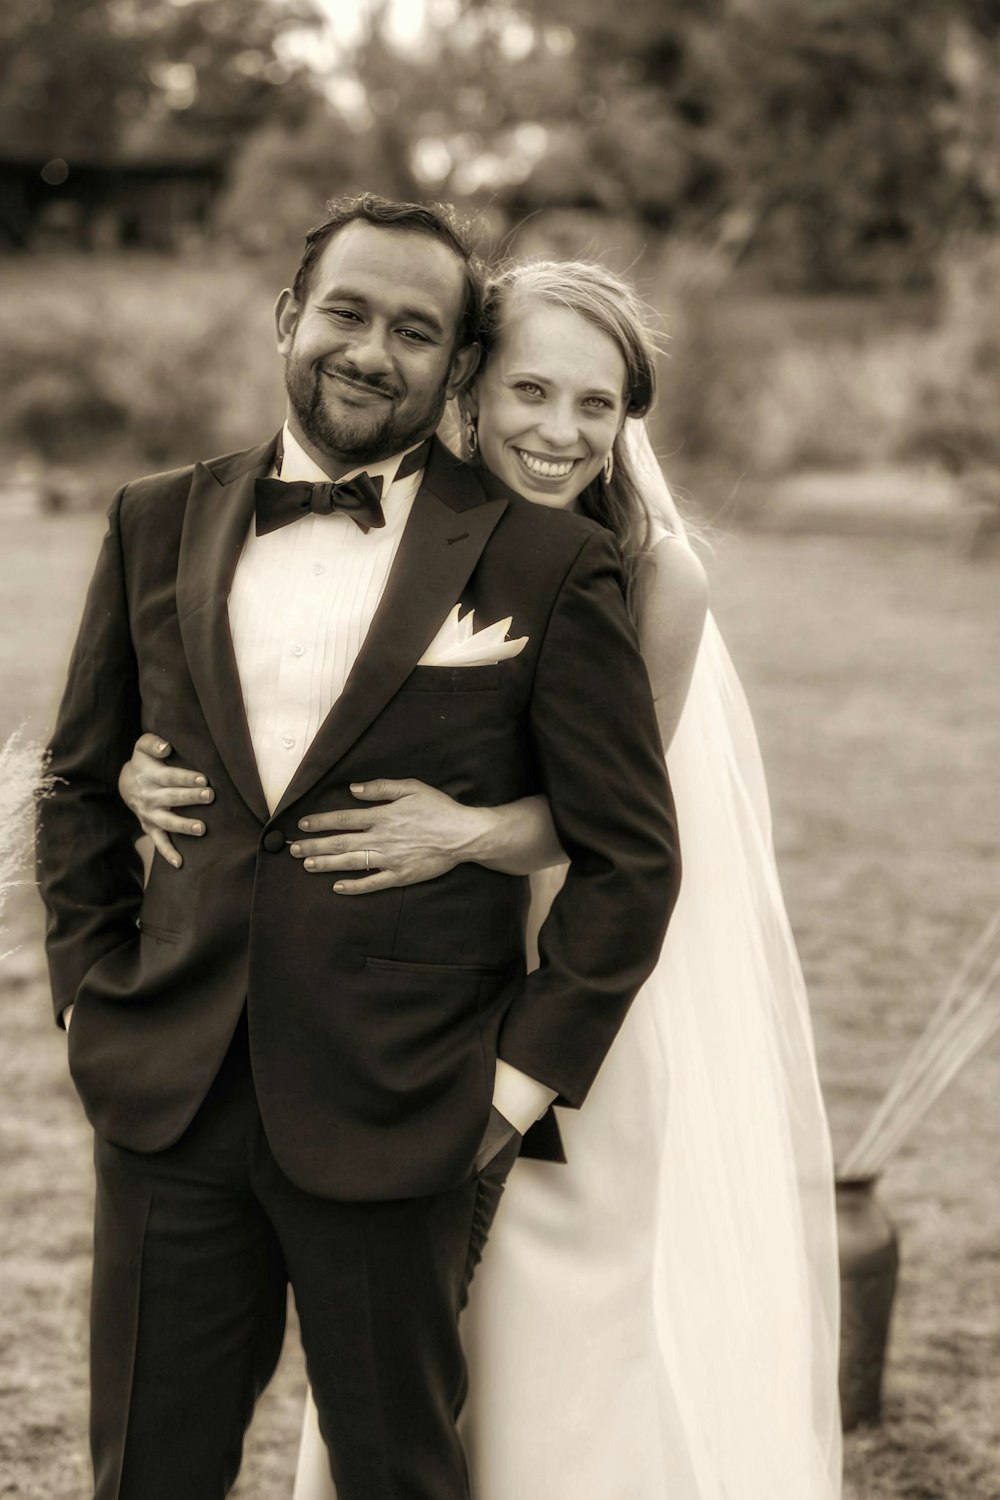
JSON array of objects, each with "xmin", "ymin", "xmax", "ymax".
[{"xmin": 120, "ymin": 258, "xmax": 842, "ymax": 1499}]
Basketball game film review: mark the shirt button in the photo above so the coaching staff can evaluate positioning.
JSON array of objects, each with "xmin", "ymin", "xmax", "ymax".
[
  {"xmin": 281, "ymin": 734, "xmax": 296, "ymax": 750},
  {"xmin": 312, "ymin": 562, "xmax": 326, "ymax": 576},
  {"xmin": 291, "ymin": 643, "xmax": 305, "ymax": 658}
]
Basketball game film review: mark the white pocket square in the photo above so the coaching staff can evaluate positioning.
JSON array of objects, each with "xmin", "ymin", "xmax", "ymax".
[{"xmin": 419, "ymin": 605, "xmax": 528, "ymax": 667}]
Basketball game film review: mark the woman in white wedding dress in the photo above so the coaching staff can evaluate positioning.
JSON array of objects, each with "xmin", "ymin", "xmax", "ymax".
[{"xmin": 121, "ymin": 260, "xmax": 842, "ymax": 1500}]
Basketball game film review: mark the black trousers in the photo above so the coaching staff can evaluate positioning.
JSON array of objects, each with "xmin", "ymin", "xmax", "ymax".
[{"xmin": 88, "ymin": 1016, "xmax": 515, "ymax": 1500}]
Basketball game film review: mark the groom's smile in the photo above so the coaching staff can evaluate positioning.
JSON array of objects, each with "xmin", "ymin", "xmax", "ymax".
[
  {"xmin": 275, "ymin": 221, "xmax": 479, "ymax": 476},
  {"xmin": 321, "ymin": 365, "xmax": 398, "ymax": 405}
]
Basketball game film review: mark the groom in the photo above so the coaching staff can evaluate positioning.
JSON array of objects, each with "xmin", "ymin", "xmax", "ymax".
[{"xmin": 38, "ymin": 194, "xmax": 679, "ymax": 1499}]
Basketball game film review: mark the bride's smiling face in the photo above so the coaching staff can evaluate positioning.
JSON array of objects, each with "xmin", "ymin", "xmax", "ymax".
[{"xmin": 471, "ymin": 297, "xmax": 628, "ymax": 509}]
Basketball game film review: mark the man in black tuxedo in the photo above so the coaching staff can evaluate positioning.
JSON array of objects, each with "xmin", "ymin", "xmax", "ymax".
[{"xmin": 38, "ymin": 195, "xmax": 679, "ymax": 1499}]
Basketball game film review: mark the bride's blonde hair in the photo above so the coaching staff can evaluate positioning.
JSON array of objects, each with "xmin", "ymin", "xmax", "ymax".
[{"xmin": 468, "ymin": 259, "xmax": 665, "ymax": 619}]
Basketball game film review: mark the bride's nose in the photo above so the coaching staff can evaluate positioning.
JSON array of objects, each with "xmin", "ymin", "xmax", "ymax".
[{"xmin": 534, "ymin": 400, "xmax": 579, "ymax": 452}]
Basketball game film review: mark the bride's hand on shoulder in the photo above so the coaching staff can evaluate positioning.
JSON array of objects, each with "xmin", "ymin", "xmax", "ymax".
[{"xmin": 118, "ymin": 733, "xmax": 214, "ymax": 870}]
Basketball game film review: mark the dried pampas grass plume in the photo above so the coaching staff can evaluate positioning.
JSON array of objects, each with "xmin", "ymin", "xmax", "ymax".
[{"xmin": 0, "ymin": 731, "xmax": 53, "ymax": 950}]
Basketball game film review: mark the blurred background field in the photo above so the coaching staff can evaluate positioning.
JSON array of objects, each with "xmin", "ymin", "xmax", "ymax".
[{"xmin": 1, "ymin": 0, "xmax": 998, "ymax": 1495}]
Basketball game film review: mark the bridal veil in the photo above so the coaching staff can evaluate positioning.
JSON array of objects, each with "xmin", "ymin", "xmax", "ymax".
[{"xmin": 621, "ymin": 422, "xmax": 843, "ymax": 1495}]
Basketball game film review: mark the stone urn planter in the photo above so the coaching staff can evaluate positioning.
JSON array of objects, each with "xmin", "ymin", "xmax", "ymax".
[{"xmin": 836, "ymin": 1175, "xmax": 900, "ymax": 1429}]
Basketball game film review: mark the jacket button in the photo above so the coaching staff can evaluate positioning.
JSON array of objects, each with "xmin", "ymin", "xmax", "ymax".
[{"xmin": 262, "ymin": 828, "xmax": 286, "ymax": 853}]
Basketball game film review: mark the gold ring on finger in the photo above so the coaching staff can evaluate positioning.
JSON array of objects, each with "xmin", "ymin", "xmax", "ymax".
[{"xmin": 364, "ymin": 849, "xmax": 371, "ymax": 872}]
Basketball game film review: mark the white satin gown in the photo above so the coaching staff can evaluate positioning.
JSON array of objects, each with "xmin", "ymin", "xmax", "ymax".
[{"xmin": 293, "ymin": 613, "xmax": 842, "ymax": 1500}]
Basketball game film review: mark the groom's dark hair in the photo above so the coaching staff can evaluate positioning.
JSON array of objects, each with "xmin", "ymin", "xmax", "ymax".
[{"xmin": 291, "ymin": 194, "xmax": 485, "ymax": 350}]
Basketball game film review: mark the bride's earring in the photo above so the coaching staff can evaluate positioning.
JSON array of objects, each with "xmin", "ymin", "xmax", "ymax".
[
  {"xmin": 602, "ymin": 450, "xmax": 614, "ymax": 486},
  {"xmin": 463, "ymin": 413, "xmax": 479, "ymax": 460}
]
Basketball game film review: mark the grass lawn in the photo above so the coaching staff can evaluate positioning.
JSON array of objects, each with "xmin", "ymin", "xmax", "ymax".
[{"xmin": 0, "ymin": 505, "xmax": 996, "ymax": 1497}]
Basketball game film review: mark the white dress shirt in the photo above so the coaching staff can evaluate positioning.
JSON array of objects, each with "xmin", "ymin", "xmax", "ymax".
[
  {"xmin": 227, "ymin": 423, "xmax": 555, "ymax": 1136},
  {"xmin": 229, "ymin": 424, "xmax": 422, "ymax": 813}
]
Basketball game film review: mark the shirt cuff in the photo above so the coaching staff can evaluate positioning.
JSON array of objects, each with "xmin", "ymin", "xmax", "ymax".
[{"xmin": 492, "ymin": 1058, "xmax": 558, "ymax": 1136}]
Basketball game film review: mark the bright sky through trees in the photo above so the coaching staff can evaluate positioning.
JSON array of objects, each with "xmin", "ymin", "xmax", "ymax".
[{"xmin": 312, "ymin": 0, "xmax": 433, "ymax": 53}]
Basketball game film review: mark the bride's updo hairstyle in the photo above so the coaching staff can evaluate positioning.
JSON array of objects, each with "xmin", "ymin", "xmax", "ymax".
[{"xmin": 474, "ymin": 259, "xmax": 660, "ymax": 617}]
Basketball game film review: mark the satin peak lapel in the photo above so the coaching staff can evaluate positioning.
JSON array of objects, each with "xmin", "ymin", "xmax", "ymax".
[
  {"xmin": 176, "ymin": 445, "xmax": 274, "ymax": 824},
  {"xmin": 274, "ymin": 465, "xmax": 508, "ymax": 816}
]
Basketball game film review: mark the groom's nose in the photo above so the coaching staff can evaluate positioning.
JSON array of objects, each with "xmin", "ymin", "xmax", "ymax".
[{"xmin": 343, "ymin": 321, "xmax": 394, "ymax": 381}]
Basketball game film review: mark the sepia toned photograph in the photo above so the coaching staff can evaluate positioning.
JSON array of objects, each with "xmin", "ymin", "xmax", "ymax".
[{"xmin": 0, "ymin": 2, "xmax": 997, "ymax": 1497}]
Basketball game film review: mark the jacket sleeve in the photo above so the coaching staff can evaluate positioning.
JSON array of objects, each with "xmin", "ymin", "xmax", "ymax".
[
  {"xmin": 36, "ymin": 486, "xmax": 145, "ymax": 1023},
  {"xmin": 497, "ymin": 527, "xmax": 682, "ymax": 1107}
]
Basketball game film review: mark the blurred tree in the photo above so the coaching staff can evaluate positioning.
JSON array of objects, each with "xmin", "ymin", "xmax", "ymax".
[
  {"xmin": 217, "ymin": 7, "xmax": 541, "ymax": 255},
  {"xmin": 342, "ymin": 7, "xmax": 575, "ymax": 204},
  {"xmin": 331, "ymin": 0, "xmax": 996, "ymax": 288},
  {"xmin": 474, "ymin": 0, "xmax": 999, "ymax": 286},
  {"xmin": 0, "ymin": 0, "xmax": 319, "ymax": 163},
  {"xmin": 8, "ymin": 0, "xmax": 992, "ymax": 289},
  {"xmin": 1, "ymin": 0, "xmax": 142, "ymax": 159},
  {"xmin": 215, "ymin": 96, "xmax": 419, "ymax": 252}
]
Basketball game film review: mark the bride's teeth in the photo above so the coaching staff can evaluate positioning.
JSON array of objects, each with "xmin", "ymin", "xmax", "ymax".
[{"xmin": 517, "ymin": 451, "xmax": 574, "ymax": 479}]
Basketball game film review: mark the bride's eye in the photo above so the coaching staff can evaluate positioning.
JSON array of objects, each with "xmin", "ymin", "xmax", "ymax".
[{"xmin": 513, "ymin": 381, "xmax": 544, "ymax": 399}]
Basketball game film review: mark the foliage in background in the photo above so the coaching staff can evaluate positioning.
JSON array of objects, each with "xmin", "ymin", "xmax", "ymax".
[
  {"xmin": 1, "ymin": 1, "xmax": 995, "ymax": 484},
  {"xmin": 493, "ymin": 0, "xmax": 998, "ymax": 288},
  {"xmin": 214, "ymin": 100, "xmax": 421, "ymax": 255},
  {"xmin": 210, "ymin": 0, "xmax": 998, "ymax": 291},
  {"xmin": 650, "ymin": 235, "xmax": 1000, "ymax": 480},
  {"xmin": 0, "ymin": 259, "xmax": 283, "ymax": 478},
  {"xmin": 0, "ymin": 0, "xmax": 319, "ymax": 164},
  {"xmin": 4, "ymin": 1, "xmax": 993, "ymax": 292}
]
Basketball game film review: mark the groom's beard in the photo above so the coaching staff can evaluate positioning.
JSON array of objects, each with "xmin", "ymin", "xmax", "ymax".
[{"xmin": 286, "ymin": 358, "xmax": 448, "ymax": 468}]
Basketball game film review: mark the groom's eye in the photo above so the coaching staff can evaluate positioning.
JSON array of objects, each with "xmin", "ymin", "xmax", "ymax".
[{"xmin": 398, "ymin": 328, "xmax": 432, "ymax": 344}]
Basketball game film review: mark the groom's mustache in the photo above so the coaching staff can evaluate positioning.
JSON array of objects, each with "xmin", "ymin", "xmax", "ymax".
[{"xmin": 320, "ymin": 362, "xmax": 402, "ymax": 401}]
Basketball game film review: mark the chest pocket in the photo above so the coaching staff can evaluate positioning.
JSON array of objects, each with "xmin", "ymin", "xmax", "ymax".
[{"xmin": 399, "ymin": 666, "xmax": 500, "ymax": 693}]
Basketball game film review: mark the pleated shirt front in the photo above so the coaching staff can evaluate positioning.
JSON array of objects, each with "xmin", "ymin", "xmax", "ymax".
[{"xmin": 228, "ymin": 424, "xmax": 422, "ymax": 813}]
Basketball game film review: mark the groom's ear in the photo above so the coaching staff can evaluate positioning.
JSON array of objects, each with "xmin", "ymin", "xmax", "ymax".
[
  {"xmin": 274, "ymin": 289, "xmax": 299, "ymax": 358},
  {"xmin": 446, "ymin": 341, "xmax": 480, "ymax": 400}
]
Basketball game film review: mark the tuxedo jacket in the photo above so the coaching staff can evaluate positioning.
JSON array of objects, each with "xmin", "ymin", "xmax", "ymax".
[{"xmin": 38, "ymin": 436, "xmax": 680, "ymax": 1200}]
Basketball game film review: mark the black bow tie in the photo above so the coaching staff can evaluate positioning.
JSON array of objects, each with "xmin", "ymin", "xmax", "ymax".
[
  {"xmin": 253, "ymin": 438, "xmax": 433, "ymax": 538},
  {"xmin": 254, "ymin": 472, "xmax": 386, "ymax": 537}
]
